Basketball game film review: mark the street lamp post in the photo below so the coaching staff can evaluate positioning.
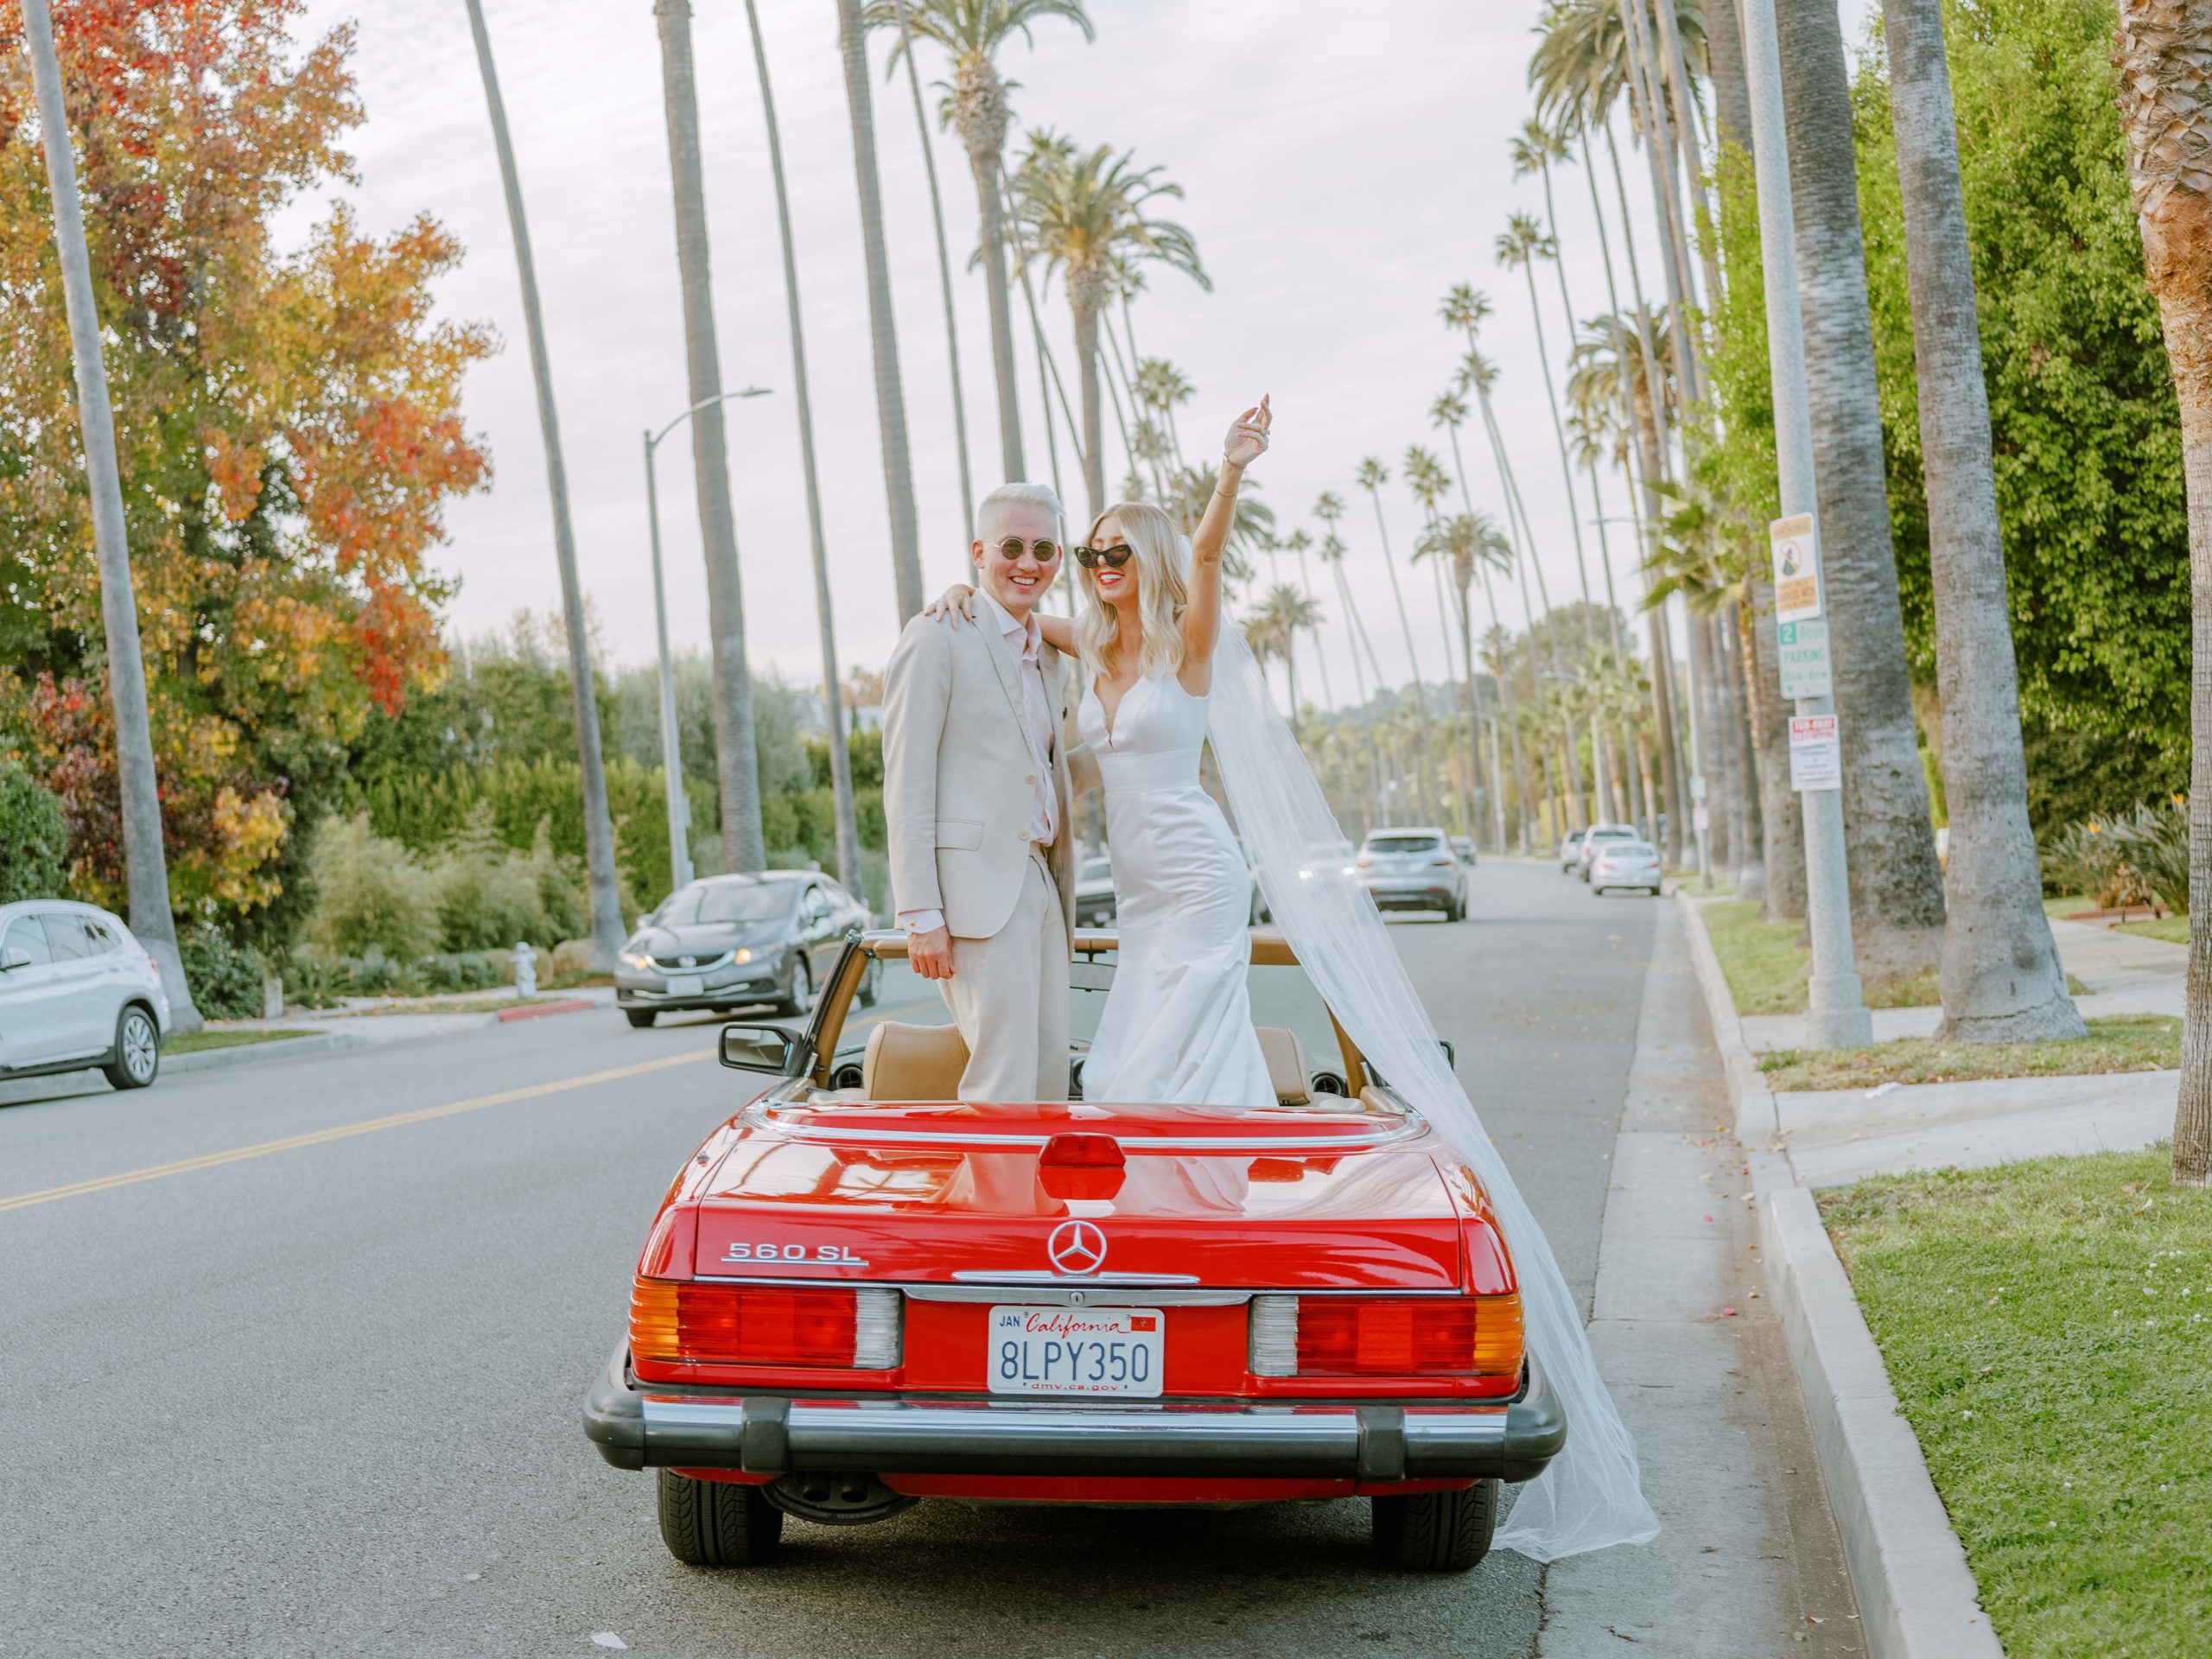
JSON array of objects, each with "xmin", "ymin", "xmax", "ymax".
[{"xmin": 645, "ymin": 387, "xmax": 771, "ymax": 892}]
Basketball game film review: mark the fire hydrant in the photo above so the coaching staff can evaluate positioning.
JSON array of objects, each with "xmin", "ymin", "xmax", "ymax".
[{"xmin": 512, "ymin": 940, "xmax": 537, "ymax": 998}]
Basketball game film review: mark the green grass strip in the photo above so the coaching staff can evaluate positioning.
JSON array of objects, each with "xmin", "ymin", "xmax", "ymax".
[{"xmin": 1760, "ymin": 1015, "xmax": 2179, "ymax": 1092}]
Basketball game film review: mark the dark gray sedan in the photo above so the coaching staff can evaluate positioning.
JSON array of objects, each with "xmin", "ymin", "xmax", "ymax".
[{"xmin": 615, "ymin": 872, "xmax": 874, "ymax": 1029}]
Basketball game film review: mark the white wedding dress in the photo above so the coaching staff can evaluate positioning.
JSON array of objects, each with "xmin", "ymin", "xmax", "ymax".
[{"xmin": 1075, "ymin": 668, "xmax": 1274, "ymax": 1109}]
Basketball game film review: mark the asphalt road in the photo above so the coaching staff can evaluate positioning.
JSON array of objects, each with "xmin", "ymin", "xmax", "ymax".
[{"xmin": 3, "ymin": 861, "xmax": 1669, "ymax": 1658}]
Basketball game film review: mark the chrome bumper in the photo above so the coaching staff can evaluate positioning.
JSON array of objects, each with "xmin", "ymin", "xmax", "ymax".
[{"xmin": 583, "ymin": 1346, "xmax": 1566, "ymax": 1484}]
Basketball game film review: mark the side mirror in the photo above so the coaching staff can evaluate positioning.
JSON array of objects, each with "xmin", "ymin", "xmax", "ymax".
[
  {"xmin": 720, "ymin": 1023, "xmax": 807, "ymax": 1076},
  {"xmin": 0, "ymin": 947, "xmax": 29, "ymax": 971}
]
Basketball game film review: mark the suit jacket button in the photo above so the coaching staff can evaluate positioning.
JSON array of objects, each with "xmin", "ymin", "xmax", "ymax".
[
  {"xmin": 1017, "ymin": 830, "xmax": 1031, "ymax": 842},
  {"xmin": 1025, "ymin": 773, "xmax": 1037, "ymax": 785}
]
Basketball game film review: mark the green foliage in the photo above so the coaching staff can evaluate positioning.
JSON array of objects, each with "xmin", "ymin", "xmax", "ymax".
[
  {"xmin": 0, "ymin": 760, "xmax": 68, "ymax": 904},
  {"xmin": 1849, "ymin": 0, "xmax": 2188, "ymax": 751},
  {"xmin": 304, "ymin": 808, "xmax": 590, "ymax": 960},
  {"xmin": 176, "ymin": 923, "xmax": 267, "ymax": 1020},
  {"xmin": 307, "ymin": 814, "xmax": 440, "ymax": 959},
  {"xmin": 2041, "ymin": 801, "xmax": 2187, "ymax": 910},
  {"xmin": 1760, "ymin": 1014, "xmax": 2179, "ymax": 1090}
]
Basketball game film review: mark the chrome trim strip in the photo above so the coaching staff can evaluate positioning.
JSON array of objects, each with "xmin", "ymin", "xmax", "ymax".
[
  {"xmin": 741, "ymin": 1108, "xmax": 1419, "ymax": 1154},
  {"xmin": 947, "ymin": 1269, "xmax": 1203, "ymax": 1286},
  {"xmin": 687, "ymin": 1273, "xmax": 1467, "ymax": 1303}
]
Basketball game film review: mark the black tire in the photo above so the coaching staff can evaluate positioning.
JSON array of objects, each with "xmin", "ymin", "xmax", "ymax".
[
  {"xmin": 656, "ymin": 1471, "xmax": 783, "ymax": 1567},
  {"xmin": 776, "ymin": 956, "xmax": 814, "ymax": 1019},
  {"xmin": 103, "ymin": 1003, "xmax": 161, "ymax": 1090},
  {"xmin": 1370, "ymin": 1480, "xmax": 1498, "ymax": 1573},
  {"xmin": 625, "ymin": 1008, "xmax": 657, "ymax": 1029}
]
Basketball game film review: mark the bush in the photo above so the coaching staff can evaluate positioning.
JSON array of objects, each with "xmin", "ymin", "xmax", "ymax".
[
  {"xmin": 177, "ymin": 923, "xmax": 266, "ymax": 1020},
  {"xmin": 308, "ymin": 815, "xmax": 440, "ymax": 958},
  {"xmin": 0, "ymin": 761, "xmax": 67, "ymax": 904},
  {"xmin": 416, "ymin": 950, "xmax": 502, "ymax": 993},
  {"xmin": 2043, "ymin": 800, "xmax": 2188, "ymax": 912}
]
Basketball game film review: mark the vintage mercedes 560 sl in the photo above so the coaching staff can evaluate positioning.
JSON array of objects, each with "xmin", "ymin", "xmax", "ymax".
[{"xmin": 583, "ymin": 930, "xmax": 1564, "ymax": 1573}]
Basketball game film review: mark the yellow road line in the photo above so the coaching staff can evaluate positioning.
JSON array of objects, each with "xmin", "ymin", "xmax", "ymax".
[{"xmin": 0, "ymin": 1047, "xmax": 715, "ymax": 1216}]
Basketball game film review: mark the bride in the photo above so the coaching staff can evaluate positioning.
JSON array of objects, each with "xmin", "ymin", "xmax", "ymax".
[
  {"xmin": 937, "ymin": 397, "xmax": 1660, "ymax": 1561},
  {"xmin": 936, "ymin": 397, "xmax": 1277, "ymax": 1109}
]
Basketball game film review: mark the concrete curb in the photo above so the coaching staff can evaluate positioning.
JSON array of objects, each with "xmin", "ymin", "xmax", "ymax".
[
  {"xmin": 162, "ymin": 1029, "xmax": 369, "ymax": 1077},
  {"xmin": 1675, "ymin": 893, "xmax": 2005, "ymax": 1659}
]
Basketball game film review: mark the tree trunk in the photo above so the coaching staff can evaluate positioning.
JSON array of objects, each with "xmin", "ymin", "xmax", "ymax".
[
  {"xmin": 1724, "ymin": 599, "xmax": 1767, "ymax": 906},
  {"xmin": 968, "ymin": 144, "xmax": 1025, "ymax": 481},
  {"xmin": 1073, "ymin": 296, "xmax": 1105, "ymax": 518},
  {"xmin": 2111, "ymin": 0, "xmax": 2212, "ymax": 1179},
  {"xmin": 1624, "ymin": 389, "xmax": 1688, "ymax": 865},
  {"xmin": 1688, "ymin": 610, "xmax": 1730, "ymax": 879},
  {"xmin": 1707, "ymin": 0, "xmax": 1758, "ymax": 162},
  {"xmin": 654, "ymin": 0, "xmax": 766, "ymax": 873},
  {"xmin": 1367, "ymin": 493, "xmax": 1440, "ymax": 824},
  {"xmin": 747, "ymin": 0, "xmax": 864, "ymax": 903},
  {"xmin": 836, "ymin": 0, "xmax": 924, "ymax": 623},
  {"xmin": 1882, "ymin": 0, "xmax": 2080, "ymax": 1039},
  {"xmin": 1743, "ymin": 569, "xmax": 1808, "ymax": 919},
  {"xmin": 467, "ymin": 0, "xmax": 627, "ymax": 971},
  {"xmin": 22, "ymin": 0, "xmax": 202, "ymax": 1030},
  {"xmin": 1617, "ymin": 0, "xmax": 1706, "ymax": 405},
  {"xmin": 1777, "ymin": 0, "xmax": 1948, "ymax": 983}
]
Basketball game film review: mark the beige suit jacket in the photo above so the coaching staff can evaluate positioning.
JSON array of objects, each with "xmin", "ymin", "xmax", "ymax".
[{"xmin": 882, "ymin": 611, "xmax": 1099, "ymax": 942}]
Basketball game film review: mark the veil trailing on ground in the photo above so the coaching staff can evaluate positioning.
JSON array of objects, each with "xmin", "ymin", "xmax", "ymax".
[{"xmin": 1206, "ymin": 623, "xmax": 1659, "ymax": 1562}]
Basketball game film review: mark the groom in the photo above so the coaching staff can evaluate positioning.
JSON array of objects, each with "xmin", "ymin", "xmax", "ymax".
[{"xmin": 882, "ymin": 481, "xmax": 1093, "ymax": 1102}]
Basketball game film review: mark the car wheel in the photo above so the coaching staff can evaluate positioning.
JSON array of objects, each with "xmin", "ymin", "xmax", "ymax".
[
  {"xmin": 776, "ymin": 957, "xmax": 814, "ymax": 1019},
  {"xmin": 857, "ymin": 957, "xmax": 880, "ymax": 1009},
  {"xmin": 625, "ymin": 1008, "xmax": 657, "ymax": 1029},
  {"xmin": 1370, "ymin": 1479, "xmax": 1497, "ymax": 1573},
  {"xmin": 656, "ymin": 1470, "xmax": 783, "ymax": 1567},
  {"xmin": 103, "ymin": 1004, "xmax": 161, "ymax": 1090}
]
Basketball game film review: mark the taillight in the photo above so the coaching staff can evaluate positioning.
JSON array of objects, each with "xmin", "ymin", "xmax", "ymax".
[
  {"xmin": 630, "ymin": 1279, "xmax": 901, "ymax": 1369},
  {"xmin": 1354, "ymin": 855, "xmax": 1374, "ymax": 868},
  {"xmin": 1248, "ymin": 1294, "xmax": 1523, "ymax": 1378},
  {"xmin": 1429, "ymin": 855, "xmax": 1454, "ymax": 868}
]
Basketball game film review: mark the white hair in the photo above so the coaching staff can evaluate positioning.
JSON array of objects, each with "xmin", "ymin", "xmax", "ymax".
[{"xmin": 975, "ymin": 481, "xmax": 1065, "ymax": 544}]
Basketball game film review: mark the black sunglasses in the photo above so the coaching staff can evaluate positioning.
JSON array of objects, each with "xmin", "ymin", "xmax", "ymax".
[{"xmin": 1073, "ymin": 543, "xmax": 1135, "ymax": 569}]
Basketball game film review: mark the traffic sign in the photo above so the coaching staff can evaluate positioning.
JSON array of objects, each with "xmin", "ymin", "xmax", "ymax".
[
  {"xmin": 1789, "ymin": 714, "xmax": 1842, "ymax": 791},
  {"xmin": 1770, "ymin": 513, "xmax": 1821, "ymax": 624},
  {"xmin": 1690, "ymin": 773, "xmax": 1707, "ymax": 803},
  {"xmin": 1777, "ymin": 618, "xmax": 1833, "ymax": 700}
]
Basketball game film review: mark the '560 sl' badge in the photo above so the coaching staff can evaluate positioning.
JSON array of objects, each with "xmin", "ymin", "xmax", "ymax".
[
  {"xmin": 1046, "ymin": 1218, "xmax": 1107, "ymax": 1275},
  {"xmin": 721, "ymin": 1241, "xmax": 870, "ymax": 1268}
]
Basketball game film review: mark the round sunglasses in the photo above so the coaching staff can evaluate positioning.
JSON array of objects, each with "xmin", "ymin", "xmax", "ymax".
[{"xmin": 1073, "ymin": 543, "xmax": 1135, "ymax": 569}]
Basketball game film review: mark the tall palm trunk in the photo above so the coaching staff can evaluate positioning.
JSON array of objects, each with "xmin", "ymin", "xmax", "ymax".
[
  {"xmin": 467, "ymin": 0, "xmax": 626, "ymax": 966},
  {"xmin": 1616, "ymin": 0, "xmax": 1706, "ymax": 406},
  {"xmin": 1879, "ymin": 0, "xmax": 2079, "ymax": 1039},
  {"xmin": 889, "ymin": 0, "xmax": 972, "ymax": 535},
  {"xmin": 2114, "ymin": 0, "xmax": 2212, "ymax": 1181},
  {"xmin": 653, "ymin": 0, "xmax": 766, "ymax": 872},
  {"xmin": 22, "ymin": 0, "xmax": 201, "ymax": 1030},
  {"xmin": 1439, "ymin": 424, "xmax": 1534, "ymax": 849},
  {"xmin": 1291, "ymin": 541, "xmax": 1336, "ymax": 710},
  {"xmin": 836, "ymin": 0, "xmax": 924, "ymax": 622},
  {"xmin": 1720, "ymin": 600, "xmax": 1766, "ymax": 903},
  {"xmin": 1777, "ymin": 0, "xmax": 1948, "ymax": 982},
  {"xmin": 747, "ymin": 0, "xmax": 864, "ymax": 902},
  {"xmin": 1649, "ymin": 0, "xmax": 1729, "ymax": 323},
  {"xmin": 1071, "ymin": 287, "xmax": 1106, "ymax": 518},
  {"xmin": 1363, "ymin": 489, "xmax": 1441, "ymax": 824},
  {"xmin": 952, "ymin": 60, "xmax": 1024, "ymax": 480}
]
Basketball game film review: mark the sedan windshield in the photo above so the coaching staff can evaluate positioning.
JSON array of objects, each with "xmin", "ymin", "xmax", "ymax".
[
  {"xmin": 658, "ymin": 881, "xmax": 794, "ymax": 926},
  {"xmin": 1367, "ymin": 836, "xmax": 1441, "ymax": 855},
  {"xmin": 1601, "ymin": 842, "xmax": 1657, "ymax": 861}
]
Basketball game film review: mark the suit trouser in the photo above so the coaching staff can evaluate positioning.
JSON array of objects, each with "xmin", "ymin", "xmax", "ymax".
[{"xmin": 940, "ymin": 850, "xmax": 1069, "ymax": 1102}]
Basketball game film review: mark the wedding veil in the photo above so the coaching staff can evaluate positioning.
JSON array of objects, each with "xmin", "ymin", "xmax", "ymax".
[{"xmin": 1206, "ymin": 622, "xmax": 1659, "ymax": 1561}]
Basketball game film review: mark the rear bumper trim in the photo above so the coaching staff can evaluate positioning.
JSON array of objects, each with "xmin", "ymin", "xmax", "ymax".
[{"xmin": 583, "ymin": 1346, "xmax": 1566, "ymax": 1484}]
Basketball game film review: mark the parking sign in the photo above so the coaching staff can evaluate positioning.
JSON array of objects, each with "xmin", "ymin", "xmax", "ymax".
[{"xmin": 1770, "ymin": 514, "xmax": 1821, "ymax": 624}]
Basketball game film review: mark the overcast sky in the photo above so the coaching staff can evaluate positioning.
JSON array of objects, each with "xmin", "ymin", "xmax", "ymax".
[{"xmin": 288, "ymin": 0, "xmax": 1882, "ymax": 700}]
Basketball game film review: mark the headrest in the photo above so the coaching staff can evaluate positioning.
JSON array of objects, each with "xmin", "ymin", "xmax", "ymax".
[
  {"xmin": 1254, "ymin": 1026, "xmax": 1310, "ymax": 1106},
  {"xmin": 862, "ymin": 1020, "xmax": 971, "ymax": 1102}
]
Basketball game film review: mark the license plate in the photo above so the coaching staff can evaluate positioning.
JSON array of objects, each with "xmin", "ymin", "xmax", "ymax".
[
  {"xmin": 987, "ymin": 1306, "xmax": 1163, "ymax": 1396},
  {"xmin": 667, "ymin": 975, "xmax": 703, "ymax": 997}
]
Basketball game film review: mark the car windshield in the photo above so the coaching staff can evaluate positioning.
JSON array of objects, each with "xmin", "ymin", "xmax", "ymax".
[
  {"xmin": 1367, "ymin": 836, "xmax": 1441, "ymax": 855},
  {"xmin": 659, "ymin": 881, "xmax": 794, "ymax": 925},
  {"xmin": 1591, "ymin": 827, "xmax": 1635, "ymax": 841},
  {"xmin": 1602, "ymin": 842, "xmax": 1656, "ymax": 860},
  {"xmin": 1078, "ymin": 858, "xmax": 1112, "ymax": 882}
]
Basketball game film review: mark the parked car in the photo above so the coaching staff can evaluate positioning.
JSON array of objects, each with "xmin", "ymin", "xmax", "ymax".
[
  {"xmin": 0, "ymin": 900, "xmax": 171, "ymax": 1090},
  {"xmin": 1073, "ymin": 855, "xmax": 1116, "ymax": 928},
  {"xmin": 1353, "ymin": 828, "xmax": 1468, "ymax": 921},
  {"xmin": 1449, "ymin": 836, "xmax": 1478, "ymax": 868},
  {"xmin": 1589, "ymin": 839, "xmax": 1663, "ymax": 897},
  {"xmin": 615, "ymin": 873, "xmax": 874, "ymax": 1029},
  {"xmin": 1575, "ymin": 824, "xmax": 1639, "ymax": 883},
  {"xmin": 585, "ymin": 929, "xmax": 1563, "ymax": 1574},
  {"xmin": 1557, "ymin": 830, "xmax": 1586, "ymax": 872}
]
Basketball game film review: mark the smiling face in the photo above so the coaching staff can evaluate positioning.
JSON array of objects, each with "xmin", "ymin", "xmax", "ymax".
[
  {"xmin": 1084, "ymin": 513, "xmax": 1140, "ymax": 610},
  {"xmin": 971, "ymin": 499, "xmax": 1062, "ymax": 620}
]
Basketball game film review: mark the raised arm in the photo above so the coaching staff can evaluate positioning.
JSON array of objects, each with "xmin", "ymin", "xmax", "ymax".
[
  {"xmin": 1182, "ymin": 397, "xmax": 1273, "ymax": 681},
  {"xmin": 923, "ymin": 581, "xmax": 1075, "ymax": 654}
]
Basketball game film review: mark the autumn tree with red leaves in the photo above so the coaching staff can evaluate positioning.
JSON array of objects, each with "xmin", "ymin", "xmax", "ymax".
[{"xmin": 0, "ymin": 0, "xmax": 488, "ymax": 936}]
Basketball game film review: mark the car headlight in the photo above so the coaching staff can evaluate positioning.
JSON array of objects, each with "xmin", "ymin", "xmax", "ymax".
[
  {"xmin": 730, "ymin": 946, "xmax": 754, "ymax": 965},
  {"xmin": 619, "ymin": 948, "xmax": 652, "ymax": 971}
]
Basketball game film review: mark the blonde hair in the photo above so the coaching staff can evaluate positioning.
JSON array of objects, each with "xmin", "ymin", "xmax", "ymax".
[
  {"xmin": 975, "ymin": 480, "xmax": 1065, "ymax": 544},
  {"xmin": 1074, "ymin": 501, "xmax": 1189, "ymax": 682}
]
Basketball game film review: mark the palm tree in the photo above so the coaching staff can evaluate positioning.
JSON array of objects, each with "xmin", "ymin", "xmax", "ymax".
[
  {"xmin": 20, "ymin": 0, "xmax": 203, "ymax": 1028},
  {"xmin": 1249, "ymin": 584, "xmax": 1323, "ymax": 733},
  {"xmin": 1416, "ymin": 511, "xmax": 1516, "ymax": 851},
  {"xmin": 466, "ymin": 0, "xmax": 626, "ymax": 968},
  {"xmin": 746, "ymin": 0, "xmax": 866, "ymax": 902},
  {"xmin": 836, "ymin": 0, "xmax": 925, "ymax": 622},
  {"xmin": 884, "ymin": 0, "xmax": 973, "ymax": 534},
  {"xmin": 1166, "ymin": 463, "xmax": 1270, "ymax": 577},
  {"xmin": 1776, "ymin": 0, "xmax": 1948, "ymax": 984},
  {"xmin": 1135, "ymin": 358, "xmax": 1195, "ymax": 468},
  {"xmin": 653, "ymin": 0, "xmax": 767, "ymax": 872},
  {"xmin": 1280, "ymin": 528, "xmax": 1336, "ymax": 710},
  {"xmin": 1355, "ymin": 458, "xmax": 1441, "ymax": 824},
  {"xmin": 2115, "ymin": 0, "xmax": 2212, "ymax": 1181},
  {"xmin": 1405, "ymin": 448, "xmax": 1479, "ymax": 837},
  {"xmin": 1010, "ymin": 137, "xmax": 1207, "ymax": 518},
  {"xmin": 870, "ymin": 0, "xmax": 1093, "ymax": 481}
]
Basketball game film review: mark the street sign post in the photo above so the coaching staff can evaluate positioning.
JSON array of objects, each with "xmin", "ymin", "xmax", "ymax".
[
  {"xmin": 1777, "ymin": 618, "xmax": 1833, "ymax": 700},
  {"xmin": 1771, "ymin": 512, "xmax": 1821, "ymax": 621}
]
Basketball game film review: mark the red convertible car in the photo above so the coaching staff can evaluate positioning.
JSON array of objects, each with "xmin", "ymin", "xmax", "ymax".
[{"xmin": 584, "ymin": 930, "xmax": 1563, "ymax": 1573}]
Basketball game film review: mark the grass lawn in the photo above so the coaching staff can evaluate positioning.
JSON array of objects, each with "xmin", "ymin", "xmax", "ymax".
[
  {"xmin": 1760, "ymin": 1014, "xmax": 2179, "ymax": 1091},
  {"xmin": 1695, "ymin": 897, "xmax": 1941, "ymax": 1014},
  {"xmin": 166, "ymin": 1027, "xmax": 313, "ymax": 1055},
  {"xmin": 340, "ymin": 994, "xmax": 569, "ymax": 1017},
  {"xmin": 1821, "ymin": 1150, "xmax": 2212, "ymax": 1658},
  {"xmin": 2042, "ymin": 893, "xmax": 2099, "ymax": 920},
  {"xmin": 2117, "ymin": 916, "xmax": 2189, "ymax": 946}
]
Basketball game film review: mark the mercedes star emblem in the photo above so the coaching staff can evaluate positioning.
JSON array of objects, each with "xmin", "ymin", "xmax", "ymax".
[{"xmin": 1046, "ymin": 1218, "xmax": 1107, "ymax": 1276}]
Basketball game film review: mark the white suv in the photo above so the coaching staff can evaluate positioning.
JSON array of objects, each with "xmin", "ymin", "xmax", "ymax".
[{"xmin": 0, "ymin": 900, "xmax": 173, "ymax": 1090}]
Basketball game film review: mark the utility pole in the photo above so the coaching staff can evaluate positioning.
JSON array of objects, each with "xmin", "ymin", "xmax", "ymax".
[
  {"xmin": 1740, "ymin": 0, "xmax": 1873, "ymax": 1048},
  {"xmin": 23, "ymin": 0, "xmax": 202, "ymax": 1032}
]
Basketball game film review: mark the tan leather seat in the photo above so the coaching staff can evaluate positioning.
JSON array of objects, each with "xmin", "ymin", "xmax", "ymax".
[
  {"xmin": 863, "ymin": 1021, "xmax": 971, "ymax": 1101},
  {"xmin": 1254, "ymin": 1027, "xmax": 1310, "ymax": 1106}
]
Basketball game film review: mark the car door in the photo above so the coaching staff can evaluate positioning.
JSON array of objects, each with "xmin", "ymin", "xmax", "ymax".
[
  {"xmin": 40, "ymin": 912, "xmax": 114, "ymax": 1058},
  {"xmin": 0, "ymin": 913, "xmax": 68, "ymax": 1067}
]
